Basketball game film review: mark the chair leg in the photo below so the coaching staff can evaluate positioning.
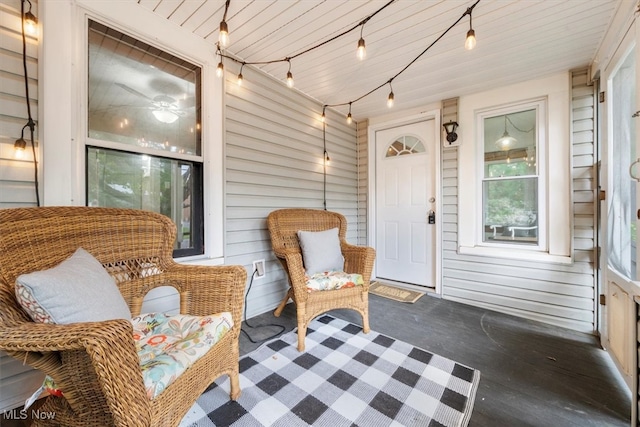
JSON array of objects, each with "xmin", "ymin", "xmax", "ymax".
[
  {"xmin": 229, "ymin": 371, "xmax": 241, "ymax": 400},
  {"xmin": 296, "ymin": 301, "xmax": 307, "ymax": 352},
  {"xmin": 297, "ymin": 324, "xmax": 307, "ymax": 352},
  {"xmin": 274, "ymin": 289, "xmax": 292, "ymax": 317},
  {"xmin": 362, "ymin": 292, "xmax": 370, "ymax": 334},
  {"xmin": 362, "ymin": 312, "xmax": 370, "ymax": 334}
]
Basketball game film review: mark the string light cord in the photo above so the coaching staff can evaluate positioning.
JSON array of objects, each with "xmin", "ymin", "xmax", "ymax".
[
  {"xmin": 323, "ymin": 112, "xmax": 327, "ymax": 210},
  {"xmin": 324, "ymin": 0, "xmax": 481, "ymax": 110},
  {"xmin": 222, "ymin": 0, "xmax": 230, "ymax": 22},
  {"xmin": 505, "ymin": 114, "xmax": 535, "ymax": 133},
  {"xmin": 241, "ymin": 268, "xmax": 286, "ymax": 344},
  {"xmin": 19, "ymin": 0, "xmax": 40, "ymax": 206},
  {"xmin": 217, "ymin": 0, "xmax": 396, "ymax": 67}
]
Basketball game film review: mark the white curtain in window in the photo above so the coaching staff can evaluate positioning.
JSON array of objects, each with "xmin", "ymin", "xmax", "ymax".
[{"xmin": 608, "ymin": 51, "xmax": 636, "ymax": 279}]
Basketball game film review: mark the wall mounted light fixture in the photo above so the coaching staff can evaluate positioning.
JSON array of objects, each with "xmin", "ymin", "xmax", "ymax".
[{"xmin": 443, "ymin": 121, "xmax": 459, "ymax": 144}]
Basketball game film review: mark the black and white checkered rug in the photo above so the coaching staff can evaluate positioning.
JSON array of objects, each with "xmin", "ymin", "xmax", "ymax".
[{"xmin": 180, "ymin": 315, "xmax": 480, "ymax": 427}]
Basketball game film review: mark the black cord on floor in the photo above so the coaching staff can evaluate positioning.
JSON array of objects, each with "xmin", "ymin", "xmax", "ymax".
[{"xmin": 240, "ymin": 269, "xmax": 286, "ymax": 344}]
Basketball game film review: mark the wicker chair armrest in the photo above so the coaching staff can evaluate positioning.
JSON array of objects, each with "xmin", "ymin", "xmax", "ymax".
[
  {"xmin": 163, "ymin": 264, "xmax": 247, "ymax": 329},
  {"xmin": 341, "ymin": 244, "xmax": 376, "ymax": 286},
  {"xmin": 281, "ymin": 252, "xmax": 310, "ymax": 300},
  {"xmin": 0, "ymin": 319, "xmax": 129, "ymax": 352},
  {"xmin": 0, "ymin": 319, "xmax": 151, "ymax": 427},
  {"xmin": 272, "ymin": 247, "xmax": 299, "ymax": 258}
]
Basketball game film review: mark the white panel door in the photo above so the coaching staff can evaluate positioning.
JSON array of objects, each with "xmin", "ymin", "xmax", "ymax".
[{"xmin": 375, "ymin": 120, "xmax": 436, "ymax": 287}]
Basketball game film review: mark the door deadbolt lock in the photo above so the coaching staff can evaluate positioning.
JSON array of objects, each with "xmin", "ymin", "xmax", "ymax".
[{"xmin": 428, "ymin": 210, "xmax": 435, "ymax": 224}]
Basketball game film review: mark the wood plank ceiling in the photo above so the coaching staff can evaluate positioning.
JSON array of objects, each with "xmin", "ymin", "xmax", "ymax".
[{"xmin": 134, "ymin": 0, "xmax": 623, "ymax": 121}]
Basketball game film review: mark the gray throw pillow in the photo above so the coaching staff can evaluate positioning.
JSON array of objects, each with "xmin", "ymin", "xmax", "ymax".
[
  {"xmin": 297, "ymin": 228, "xmax": 344, "ymax": 275},
  {"xmin": 15, "ymin": 247, "xmax": 131, "ymax": 324}
]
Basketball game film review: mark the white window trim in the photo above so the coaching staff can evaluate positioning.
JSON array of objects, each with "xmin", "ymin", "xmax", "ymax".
[
  {"xmin": 457, "ymin": 73, "xmax": 572, "ymax": 264},
  {"xmin": 41, "ymin": 0, "xmax": 225, "ymax": 262},
  {"xmin": 475, "ymin": 98, "xmax": 547, "ymax": 252}
]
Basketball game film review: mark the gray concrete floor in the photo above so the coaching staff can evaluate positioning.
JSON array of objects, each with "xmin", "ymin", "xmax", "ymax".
[{"xmin": 240, "ymin": 293, "xmax": 630, "ymax": 427}]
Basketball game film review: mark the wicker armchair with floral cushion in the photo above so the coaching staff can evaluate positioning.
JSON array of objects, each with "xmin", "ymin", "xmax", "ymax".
[
  {"xmin": 267, "ymin": 208, "xmax": 375, "ymax": 351},
  {"xmin": 0, "ymin": 207, "xmax": 247, "ymax": 427}
]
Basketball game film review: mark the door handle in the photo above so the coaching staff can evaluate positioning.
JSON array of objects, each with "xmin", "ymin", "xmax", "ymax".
[{"xmin": 428, "ymin": 210, "xmax": 435, "ymax": 224}]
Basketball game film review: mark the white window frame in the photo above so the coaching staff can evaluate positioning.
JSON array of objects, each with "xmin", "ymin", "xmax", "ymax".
[
  {"xmin": 457, "ymin": 73, "xmax": 572, "ymax": 264},
  {"xmin": 476, "ymin": 98, "xmax": 547, "ymax": 252},
  {"xmin": 41, "ymin": 0, "xmax": 225, "ymax": 264},
  {"xmin": 85, "ymin": 18, "xmax": 205, "ymax": 257}
]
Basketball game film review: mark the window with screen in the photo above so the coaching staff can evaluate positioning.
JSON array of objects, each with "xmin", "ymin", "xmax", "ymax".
[{"xmin": 86, "ymin": 19, "xmax": 203, "ymax": 257}]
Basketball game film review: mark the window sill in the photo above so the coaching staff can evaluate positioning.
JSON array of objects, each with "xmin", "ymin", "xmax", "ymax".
[
  {"xmin": 176, "ymin": 256, "xmax": 225, "ymax": 266},
  {"xmin": 458, "ymin": 245, "xmax": 572, "ymax": 265}
]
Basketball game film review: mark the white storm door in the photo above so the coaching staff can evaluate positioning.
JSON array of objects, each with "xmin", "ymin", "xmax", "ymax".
[{"xmin": 375, "ymin": 120, "xmax": 436, "ymax": 287}]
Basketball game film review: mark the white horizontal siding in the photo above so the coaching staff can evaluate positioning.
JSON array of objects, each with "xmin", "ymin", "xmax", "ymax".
[
  {"xmin": 0, "ymin": 0, "xmax": 44, "ymax": 412},
  {"xmin": 357, "ymin": 119, "xmax": 368, "ymax": 246},
  {"xmin": 0, "ymin": 0, "xmax": 39, "ymax": 210},
  {"xmin": 223, "ymin": 64, "xmax": 358, "ymax": 319},
  {"xmin": 441, "ymin": 69, "xmax": 597, "ymax": 333}
]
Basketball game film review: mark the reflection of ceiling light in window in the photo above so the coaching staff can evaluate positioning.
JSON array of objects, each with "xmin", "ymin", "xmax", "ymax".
[
  {"xmin": 495, "ymin": 115, "xmax": 517, "ymax": 150},
  {"xmin": 152, "ymin": 109, "xmax": 179, "ymax": 124}
]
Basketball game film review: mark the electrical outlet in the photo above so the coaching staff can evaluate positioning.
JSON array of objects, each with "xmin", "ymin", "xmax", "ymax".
[{"xmin": 253, "ymin": 259, "xmax": 266, "ymax": 278}]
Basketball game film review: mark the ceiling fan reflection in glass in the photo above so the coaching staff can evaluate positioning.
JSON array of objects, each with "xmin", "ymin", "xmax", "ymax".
[
  {"xmin": 152, "ymin": 109, "xmax": 179, "ymax": 124},
  {"xmin": 87, "ymin": 19, "xmax": 201, "ymax": 156}
]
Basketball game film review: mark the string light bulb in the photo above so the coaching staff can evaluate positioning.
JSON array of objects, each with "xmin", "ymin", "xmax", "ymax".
[
  {"xmin": 324, "ymin": 150, "xmax": 330, "ymax": 164},
  {"xmin": 219, "ymin": 20, "xmax": 229, "ymax": 47},
  {"xmin": 465, "ymin": 28, "xmax": 476, "ymax": 50},
  {"xmin": 464, "ymin": 7, "xmax": 476, "ymax": 50},
  {"xmin": 218, "ymin": 0, "xmax": 231, "ymax": 47},
  {"xmin": 286, "ymin": 60, "xmax": 294, "ymax": 88},
  {"xmin": 14, "ymin": 138, "xmax": 26, "ymax": 159},
  {"xmin": 321, "ymin": 106, "xmax": 326, "ymax": 123},
  {"xmin": 357, "ymin": 37, "xmax": 366, "ymax": 60},
  {"xmin": 216, "ymin": 61, "xmax": 224, "ymax": 78},
  {"xmin": 346, "ymin": 103, "xmax": 353, "ymax": 124},
  {"xmin": 387, "ymin": 83, "xmax": 394, "ymax": 108},
  {"xmin": 237, "ymin": 64, "xmax": 244, "ymax": 86},
  {"xmin": 24, "ymin": 9, "xmax": 38, "ymax": 36}
]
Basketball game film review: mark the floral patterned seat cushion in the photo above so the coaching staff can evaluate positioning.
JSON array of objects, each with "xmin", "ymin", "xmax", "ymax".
[
  {"xmin": 305, "ymin": 270, "xmax": 364, "ymax": 292},
  {"xmin": 31, "ymin": 312, "xmax": 233, "ymax": 402},
  {"xmin": 132, "ymin": 312, "xmax": 233, "ymax": 399}
]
